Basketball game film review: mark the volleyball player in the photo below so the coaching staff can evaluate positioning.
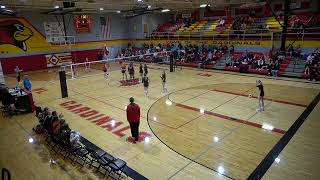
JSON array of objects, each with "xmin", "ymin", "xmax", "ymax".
[
  {"xmin": 128, "ymin": 62, "xmax": 135, "ymax": 80},
  {"xmin": 84, "ymin": 58, "xmax": 91, "ymax": 72},
  {"xmin": 256, "ymin": 80, "xmax": 265, "ymax": 112},
  {"xmin": 121, "ymin": 64, "xmax": 127, "ymax": 81},
  {"xmin": 161, "ymin": 70, "xmax": 167, "ymax": 94},
  {"xmin": 139, "ymin": 64, "xmax": 143, "ymax": 82},
  {"xmin": 142, "ymin": 74, "xmax": 150, "ymax": 97},
  {"xmin": 144, "ymin": 64, "xmax": 148, "ymax": 76},
  {"xmin": 103, "ymin": 62, "xmax": 109, "ymax": 79}
]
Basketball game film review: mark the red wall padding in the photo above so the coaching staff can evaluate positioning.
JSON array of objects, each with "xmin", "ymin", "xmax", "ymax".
[
  {"xmin": 71, "ymin": 49, "xmax": 100, "ymax": 63},
  {"xmin": 1, "ymin": 54, "xmax": 47, "ymax": 74},
  {"xmin": 1, "ymin": 49, "xmax": 101, "ymax": 75}
]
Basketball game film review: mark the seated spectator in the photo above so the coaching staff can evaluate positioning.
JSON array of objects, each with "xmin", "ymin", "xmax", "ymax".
[
  {"xmin": 271, "ymin": 61, "xmax": 280, "ymax": 77},
  {"xmin": 229, "ymin": 45, "xmax": 234, "ymax": 54},
  {"xmin": 70, "ymin": 130, "xmax": 80, "ymax": 145},
  {"xmin": 309, "ymin": 63, "xmax": 319, "ymax": 81},
  {"xmin": 53, "ymin": 119, "xmax": 65, "ymax": 136},
  {"xmin": 257, "ymin": 57, "xmax": 266, "ymax": 70},
  {"xmin": 225, "ymin": 55, "xmax": 234, "ymax": 67},
  {"xmin": 305, "ymin": 53, "xmax": 314, "ymax": 75},
  {"xmin": 1, "ymin": 89, "xmax": 15, "ymax": 108}
]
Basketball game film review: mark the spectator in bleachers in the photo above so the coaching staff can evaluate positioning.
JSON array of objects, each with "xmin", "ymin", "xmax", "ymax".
[
  {"xmin": 271, "ymin": 61, "xmax": 280, "ymax": 77},
  {"xmin": 305, "ymin": 53, "xmax": 314, "ymax": 75},
  {"xmin": 309, "ymin": 63, "xmax": 319, "ymax": 81}
]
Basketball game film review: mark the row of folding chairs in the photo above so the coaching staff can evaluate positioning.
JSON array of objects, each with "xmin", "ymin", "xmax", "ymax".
[{"xmin": 43, "ymin": 131, "xmax": 127, "ymax": 179}]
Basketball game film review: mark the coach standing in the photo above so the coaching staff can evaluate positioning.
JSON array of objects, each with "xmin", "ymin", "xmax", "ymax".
[{"xmin": 126, "ymin": 97, "xmax": 140, "ymax": 143}]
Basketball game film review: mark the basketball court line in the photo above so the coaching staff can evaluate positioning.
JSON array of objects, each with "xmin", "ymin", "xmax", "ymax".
[
  {"xmin": 169, "ymin": 86, "xmax": 256, "ymax": 130},
  {"xmin": 248, "ymin": 92, "xmax": 320, "ymax": 179},
  {"xmin": 212, "ymin": 89, "xmax": 307, "ymax": 107},
  {"xmin": 175, "ymin": 103, "xmax": 286, "ymax": 134},
  {"xmin": 147, "ymin": 97, "xmax": 236, "ymax": 180}
]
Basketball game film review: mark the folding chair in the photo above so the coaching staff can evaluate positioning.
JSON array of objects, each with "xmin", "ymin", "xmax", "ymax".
[
  {"xmin": 72, "ymin": 147, "xmax": 89, "ymax": 167},
  {"xmin": 97, "ymin": 153, "xmax": 115, "ymax": 176},
  {"xmin": 87, "ymin": 149, "xmax": 106, "ymax": 169},
  {"xmin": 107, "ymin": 158, "xmax": 127, "ymax": 180}
]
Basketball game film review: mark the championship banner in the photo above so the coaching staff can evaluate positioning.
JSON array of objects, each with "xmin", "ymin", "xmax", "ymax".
[{"xmin": 46, "ymin": 53, "xmax": 72, "ymax": 67}]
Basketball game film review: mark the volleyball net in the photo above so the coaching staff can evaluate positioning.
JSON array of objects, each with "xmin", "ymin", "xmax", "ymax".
[{"xmin": 61, "ymin": 51, "xmax": 171, "ymax": 79}]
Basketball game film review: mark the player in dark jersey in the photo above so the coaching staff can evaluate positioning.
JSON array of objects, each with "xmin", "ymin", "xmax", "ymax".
[
  {"xmin": 142, "ymin": 74, "xmax": 150, "ymax": 97},
  {"xmin": 256, "ymin": 80, "xmax": 265, "ymax": 112},
  {"xmin": 128, "ymin": 62, "xmax": 135, "ymax": 80},
  {"xmin": 139, "ymin": 64, "xmax": 143, "ymax": 82},
  {"xmin": 161, "ymin": 70, "xmax": 167, "ymax": 94},
  {"xmin": 121, "ymin": 64, "xmax": 127, "ymax": 81},
  {"xmin": 144, "ymin": 64, "xmax": 148, "ymax": 76}
]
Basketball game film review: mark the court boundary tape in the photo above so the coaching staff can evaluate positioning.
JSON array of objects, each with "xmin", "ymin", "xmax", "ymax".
[
  {"xmin": 147, "ymin": 92, "xmax": 236, "ymax": 179},
  {"xmin": 248, "ymin": 92, "xmax": 320, "ymax": 180}
]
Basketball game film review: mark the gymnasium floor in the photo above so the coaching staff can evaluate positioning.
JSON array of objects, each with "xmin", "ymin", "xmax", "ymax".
[{"xmin": 1, "ymin": 62, "xmax": 320, "ymax": 180}]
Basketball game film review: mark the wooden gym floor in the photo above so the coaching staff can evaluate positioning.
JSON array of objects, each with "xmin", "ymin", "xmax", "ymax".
[{"xmin": 0, "ymin": 62, "xmax": 320, "ymax": 180}]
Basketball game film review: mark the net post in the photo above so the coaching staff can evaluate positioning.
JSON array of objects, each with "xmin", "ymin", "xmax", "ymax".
[{"xmin": 59, "ymin": 67, "xmax": 68, "ymax": 98}]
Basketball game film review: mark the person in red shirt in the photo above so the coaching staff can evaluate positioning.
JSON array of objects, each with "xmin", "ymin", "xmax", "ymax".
[{"xmin": 126, "ymin": 97, "xmax": 140, "ymax": 143}]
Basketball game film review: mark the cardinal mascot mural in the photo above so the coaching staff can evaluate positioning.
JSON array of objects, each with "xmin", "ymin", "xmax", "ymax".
[{"xmin": 0, "ymin": 19, "xmax": 33, "ymax": 52}]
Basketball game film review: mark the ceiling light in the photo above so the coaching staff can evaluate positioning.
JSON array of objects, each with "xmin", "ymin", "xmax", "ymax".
[
  {"xmin": 161, "ymin": 9, "xmax": 170, "ymax": 13},
  {"xmin": 137, "ymin": 0, "xmax": 143, "ymax": 2},
  {"xmin": 153, "ymin": 116, "xmax": 157, "ymax": 121},
  {"xmin": 54, "ymin": 5, "xmax": 59, "ymax": 9},
  {"xmin": 275, "ymin": 157, "xmax": 280, "ymax": 163},
  {"xmin": 200, "ymin": 4, "xmax": 210, "ymax": 8},
  {"xmin": 100, "ymin": 7, "xmax": 104, "ymax": 11},
  {"xmin": 116, "ymin": 10, "xmax": 121, "ymax": 13},
  {"xmin": 147, "ymin": 5, "xmax": 151, "ymax": 9},
  {"xmin": 200, "ymin": 108, "xmax": 205, "ymax": 114},
  {"xmin": 1, "ymin": 5, "xmax": 6, "ymax": 9}
]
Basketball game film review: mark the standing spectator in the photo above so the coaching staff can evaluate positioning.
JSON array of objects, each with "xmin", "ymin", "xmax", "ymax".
[
  {"xmin": 126, "ymin": 97, "xmax": 140, "ymax": 143},
  {"xmin": 23, "ymin": 75, "xmax": 32, "ymax": 91},
  {"xmin": 15, "ymin": 66, "xmax": 22, "ymax": 83}
]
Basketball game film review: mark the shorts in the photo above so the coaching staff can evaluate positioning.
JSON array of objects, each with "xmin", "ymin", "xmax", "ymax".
[{"xmin": 122, "ymin": 70, "xmax": 126, "ymax": 73}]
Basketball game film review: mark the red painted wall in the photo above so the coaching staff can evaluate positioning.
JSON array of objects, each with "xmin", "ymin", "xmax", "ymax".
[
  {"xmin": 0, "ymin": 48, "xmax": 101, "ymax": 75},
  {"xmin": 71, "ymin": 49, "xmax": 100, "ymax": 63},
  {"xmin": 0, "ymin": 54, "xmax": 47, "ymax": 74}
]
